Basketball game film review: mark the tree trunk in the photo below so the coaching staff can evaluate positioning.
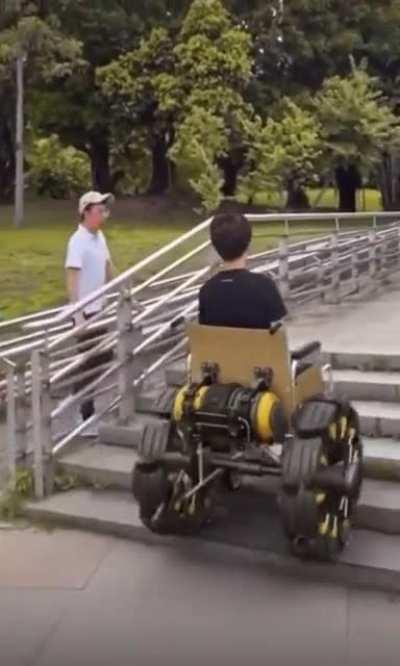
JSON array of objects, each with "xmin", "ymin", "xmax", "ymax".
[
  {"xmin": 147, "ymin": 136, "xmax": 170, "ymax": 195},
  {"xmin": 89, "ymin": 137, "xmax": 112, "ymax": 192},
  {"xmin": 221, "ymin": 157, "xmax": 240, "ymax": 197},
  {"xmin": 285, "ymin": 180, "xmax": 310, "ymax": 210},
  {"xmin": 379, "ymin": 151, "xmax": 400, "ymax": 210},
  {"xmin": 335, "ymin": 165, "xmax": 361, "ymax": 212},
  {"xmin": 0, "ymin": 121, "xmax": 15, "ymax": 202}
]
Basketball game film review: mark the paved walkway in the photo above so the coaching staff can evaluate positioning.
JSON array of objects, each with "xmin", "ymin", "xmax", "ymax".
[
  {"xmin": 0, "ymin": 526, "xmax": 399, "ymax": 666},
  {"xmin": 288, "ymin": 278, "xmax": 400, "ymax": 353}
]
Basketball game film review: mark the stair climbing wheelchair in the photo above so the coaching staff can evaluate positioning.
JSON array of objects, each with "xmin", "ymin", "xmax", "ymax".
[{"xmin": 132, "ymin": 323, "xmax": 363, "ymax": 561}]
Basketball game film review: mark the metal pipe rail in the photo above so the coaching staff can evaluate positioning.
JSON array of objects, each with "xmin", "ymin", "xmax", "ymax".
[
  {"xmin": 0, "ymin": 224, "xmax": 396, "ymax": 390},
  {"xmin": 1, "ymin": 210, "xmax": 400, "ymax": 500}
]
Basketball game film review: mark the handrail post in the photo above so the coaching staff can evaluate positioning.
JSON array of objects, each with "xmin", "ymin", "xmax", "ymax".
[
  {"xmin": 117, "ymin": 289, "xmax": 139, "ymax": 423},
  {"xmin": 368, "ymin": 228, "xmax": 377, "ymax": 287},
  {"xmin": 278, "ymin": 237, "xmax": 290, "ymax": 300},
  {"xmin": 351, "ymin": 245, "xmax": 359, "ymax": 294},
  {"xmin": 6, "ymin": 365, "xmax": 17, "ymax": 488},
  {"xmin": 31, "ymin": 345, "xmax": 53, "ymax": 499},
  {"xmin": 330, "ymin": 232, "xmax": 340, "ymax": 305},
  {"xmin": 14, "ymin": 358, "xmax": 28, "ymax": 461},
  {"xmin": 317, "ymin": 259, "xmax": 325, "ymax": 302}
]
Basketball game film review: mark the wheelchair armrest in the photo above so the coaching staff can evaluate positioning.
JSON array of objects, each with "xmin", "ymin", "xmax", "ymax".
[{"xmin": 291, "ymin": 341, "xmax": 321, "ymax": 361}]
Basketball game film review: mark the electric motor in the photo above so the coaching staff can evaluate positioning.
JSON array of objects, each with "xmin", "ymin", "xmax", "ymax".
[{"xmin": 172, "ymin": 383, "xmax": 287, "ymax": 446}]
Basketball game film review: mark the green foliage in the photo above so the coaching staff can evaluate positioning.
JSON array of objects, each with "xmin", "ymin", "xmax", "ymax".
[
  {"xmin": 315, "ymin": 66, "xmax": 400, "ymax": 176},
  {"xmin": 28, "ymin": 135, "xmax": 91, "ymax": 198},
  {"xmin": 238, "ymin": 100, "xmax": 322, "ymax": 203},
  {"xmin": 170, "ymin": 108, "xmax": 227, "ymax": 211},
  {"xmin": 53, "ymin": 470, "xmax": 81, "ymax": 493},
  {"xmin": 171, "ymin": 0, "xmax": 254, "ymax": 209},
  {"xmin": 0, "ymin": 15, "xmax": 83, "ymax": 84},
  {"xmin": 98, "ymin": 0, "xmax": 254, "ymax": 210},
  {"xmin": 2, "ymin": 0, "xmax": 400, "ymax": 208},
  {"xmin": 0, "ymin": 467, "xmax": 34, "ymax": 522}
]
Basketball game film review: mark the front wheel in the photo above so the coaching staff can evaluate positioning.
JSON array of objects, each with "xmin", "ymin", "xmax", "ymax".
[
  {"xmin": 132, "ymin": 462, "xmax": 216, "ymax": 536},
  {"xmin": 279, "ymin": 427, "xmax": 362, "ymax": 562}
]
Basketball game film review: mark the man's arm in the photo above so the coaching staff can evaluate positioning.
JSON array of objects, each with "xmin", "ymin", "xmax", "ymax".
[
  {"xmin": 106, "ymin": 259, "xmax": 114, "ymax": 283},
  {"xmin": 65, "ymin": 236, "xmax": 84, "ymax": 325},
  {"xmin": 65, "ymin": 268, "xmax": 84, "ymax": 326},
  {"xmin": 66, "ymin": 267, "xmax": 80, "ymax": 304}
]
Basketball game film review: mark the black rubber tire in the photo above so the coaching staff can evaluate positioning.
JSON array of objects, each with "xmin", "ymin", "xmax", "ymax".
[
  {"xmin": 280, "ymin": 437, "xmax": 345, "ymax": 562},
  {"xmin": 132, "ymin": 462, "xmax": 216, "ymax": 536}
]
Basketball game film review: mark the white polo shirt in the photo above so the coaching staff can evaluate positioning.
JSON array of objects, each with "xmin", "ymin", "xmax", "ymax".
[{"xmin": 65, "ymin": 225, "xmax": 111, "ymax": 314}]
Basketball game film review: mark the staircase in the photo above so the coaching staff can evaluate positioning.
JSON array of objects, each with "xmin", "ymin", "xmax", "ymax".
[
  {"xmin": 3, "ymin": 210, "xmax": 400, "ymax": 589},
  {"xmin": 24, "ymin": 343, "xmax": 400, "ymax": 582}
]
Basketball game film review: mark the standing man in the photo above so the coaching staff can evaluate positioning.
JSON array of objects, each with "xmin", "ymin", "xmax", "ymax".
[{"xmin": 65, "ymin": 191, "xmax": 115, "ymax": 433}]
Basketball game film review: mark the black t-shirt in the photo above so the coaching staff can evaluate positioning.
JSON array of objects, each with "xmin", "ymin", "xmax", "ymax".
[{"xmin": 199, "ymin": 269, "xmax": 287, "ymax": 330}]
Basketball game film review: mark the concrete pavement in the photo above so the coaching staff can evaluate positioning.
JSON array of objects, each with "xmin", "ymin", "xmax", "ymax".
[
  {"xmin": 1, "ymin": 526, "xmax": 400, "ymax": 666},
  {"xmin": 287, "ymin": 278, "xmax": 400, "ymax": 354}
]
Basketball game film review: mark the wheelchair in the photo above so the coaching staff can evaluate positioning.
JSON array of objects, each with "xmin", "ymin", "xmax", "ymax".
[{"xmin": 132, "ymin": 323, "xmax": 363, "ymax": 561}]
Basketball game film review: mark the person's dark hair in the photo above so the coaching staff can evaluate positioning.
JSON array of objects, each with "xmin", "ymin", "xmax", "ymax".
[{"xmin": 210, "ymin": 213, "xmax": 252, "ymax": 261}]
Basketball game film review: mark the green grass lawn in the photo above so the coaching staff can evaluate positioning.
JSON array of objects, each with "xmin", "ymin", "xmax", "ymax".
[
  {"xmin": 0, "ymin": 189, "xmax": 384, "ymax": 320},
  {"xmin": 254, "ymin": 187, "xmax": 382, "ymax": 210}
]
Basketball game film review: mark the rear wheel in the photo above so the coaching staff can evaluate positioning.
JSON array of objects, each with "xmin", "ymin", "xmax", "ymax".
[
  {"xmin": 132, "ymin": 461, "xmax": 216, "ymax": 536},
  {"xmin": 279, "ymin": 404, "xmax": 362, "ymax": 561}
]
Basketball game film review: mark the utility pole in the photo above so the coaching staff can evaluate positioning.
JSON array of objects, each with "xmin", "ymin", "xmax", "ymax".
[{"xmin": 14, "ymin": 0, "xmax": 24, "ymax": 228}]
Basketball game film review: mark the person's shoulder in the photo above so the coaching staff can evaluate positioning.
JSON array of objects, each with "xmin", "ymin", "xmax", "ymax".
[
  {"xmin": 245, "ymin": 270, "xmax": 280, "ymax": 292},
  {"xmin": 245, "ymin": 270, "xmax": 275, "ymax": 285},
  {"xmin": 201, "ymin": 273, "xmax": 219, "ymax": 289},
  {"xmin": 67, "ymin": 231, "xmax": 80, "ymax": 250},
  {"xmin": 68, "ymin": 226, "xmax": 83, "ymax": 244}
]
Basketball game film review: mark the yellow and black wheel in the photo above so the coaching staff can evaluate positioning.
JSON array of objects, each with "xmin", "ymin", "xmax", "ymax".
[
  {"xmin": 279, "ymin": 428, "xmax": 362, "ymax": 562},
  {"xmin": 132, "ymin": 460, "xmax": 217, "ymax": 536}
]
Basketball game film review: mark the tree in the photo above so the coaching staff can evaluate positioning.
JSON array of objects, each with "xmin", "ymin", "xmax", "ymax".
[
  {"xmin": 315, "ymin": 66, "xmax": 400, "ymax": 211},
  {"xmin": 98, "ymin": 0, "xmax": 254, "ymax": 206},
  {"xmin": 0, "ymin": 4, "xmax": 82, "ymax": 201},
  {"xmin": 27, "ymin": 1, "xmax": 144, "ymax": 192},
  {"xmin": 97, "ymin": 26, "xmax": 177, "ymax": 194},
  {"xmin": 171, "ymin": 0, "xmax": 254, "ymax": 203},
  {"xmin": 237, "ymin": 99, "xmax": 322, "ymax": 208},
  {"xmin": 235, "ymin": 1, "xmax": 400, "ymax": 110}
]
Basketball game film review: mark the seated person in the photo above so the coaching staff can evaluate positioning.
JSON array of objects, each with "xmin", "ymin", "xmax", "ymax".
[{"xmin": 199, "ymin": 212, "xmax": 287, "ymax": 329}]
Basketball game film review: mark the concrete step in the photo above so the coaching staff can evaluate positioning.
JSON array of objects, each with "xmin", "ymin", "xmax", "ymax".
[
  {"xmin": 98, "ymin": 414, "xmax": 164, "ymax": 449},
  {"xmin": 26, "ymin": 478, "xmax": 400, "ymax": 537},
  {"xmin": 333, "ymin": 369, "xmax": 400, "ymax": 402},
  {"xmin": 356, "ymin": 479, "xmax": 400, "ymax": 534},
  {"xmin": 57, "ymin": 438, "xmax": 400, "ymax": 491},
  {"xmin": 353, "ymin": 400, "xmax": 400, "ymax": 438},
  {"xmin": 23, "ymin": 485, "xmax": 400, "ymax": 594},
  {"xmin": 58, "ymin": 443, "xmax": 138, "ymax": 490},
  {"xmin": 135, "ymin": 387, "xmax": 176, "ymax": 416},
  {"xmin": 325, "ymin": 350, "xmax": 400, "ymax": 372},
  {"xmin": 57, "ymin": 441, "xmax": 400, "ymax": 535},
  {"xmin": 363, "ymin": 437, "xmax": 400, "ymax": 481}
]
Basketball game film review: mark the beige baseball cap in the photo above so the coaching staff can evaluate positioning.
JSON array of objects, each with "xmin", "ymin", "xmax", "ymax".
[{"xmin": 78, "ymin": 191, "xmax": 115, "ymax": 216}]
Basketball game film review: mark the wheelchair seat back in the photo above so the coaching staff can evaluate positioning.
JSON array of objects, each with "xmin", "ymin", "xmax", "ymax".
[{"xmin": 187, "ymin": 323, "xmax": 294, "ymax": 418}]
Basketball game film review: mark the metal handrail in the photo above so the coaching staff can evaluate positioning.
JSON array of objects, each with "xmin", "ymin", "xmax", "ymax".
[
  {"xmin": 19, "ymin": 210, "xmax": 399, "ymax": 335},
  {"xmin": 2, "ymin": 209, "xmax": 400, "ymax": 497},
  {"xmin": 0, "ymin": 220, "xmax": 396, "ymax": 374}
]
